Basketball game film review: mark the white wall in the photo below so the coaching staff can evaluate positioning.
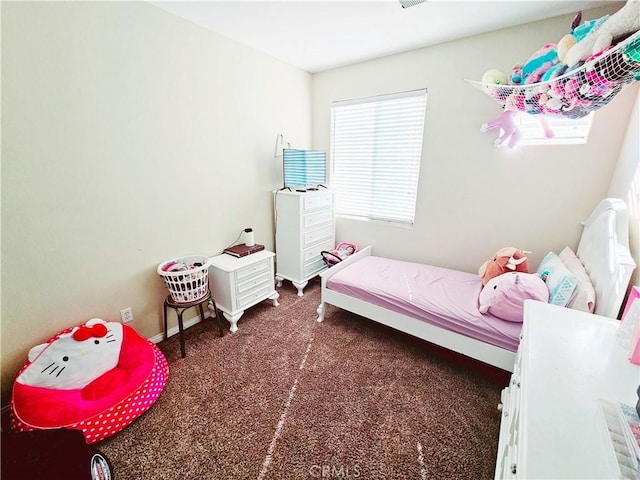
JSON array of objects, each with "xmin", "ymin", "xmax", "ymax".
[
  {"xmin": 1, "ymin": 1, "xmax": 312, "ymax": 403},
  {"xmin": 608, "ymin": 87, "xmax": 640, "ymax": 288},
  {"xmin": 312, "ymin": 4, "xmax": 635, "ymax": 274}
]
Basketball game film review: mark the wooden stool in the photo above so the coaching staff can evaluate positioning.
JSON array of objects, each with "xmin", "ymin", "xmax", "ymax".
[{"xmin": 163, "ymin": 291, "xmax": 223, "ymax": 358}]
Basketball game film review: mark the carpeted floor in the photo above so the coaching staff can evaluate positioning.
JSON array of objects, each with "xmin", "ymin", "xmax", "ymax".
[{"xmin": 99, "ymin": 279, "xmax": 506, "ymax": 479}]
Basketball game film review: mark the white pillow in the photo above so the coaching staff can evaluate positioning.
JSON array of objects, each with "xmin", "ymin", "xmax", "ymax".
[
  {"xmin": 536, "ymin": 251, "xmax": 579, "ymax": 307},
  {"xmin": 559, "ymin": 246, "xmax": 596, "ymax": 313}
]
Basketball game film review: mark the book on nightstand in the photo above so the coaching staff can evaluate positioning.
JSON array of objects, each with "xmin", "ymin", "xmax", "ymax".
[{"xmin": 223, "ymin": 243, "xmax": 265, "ymax": 258}]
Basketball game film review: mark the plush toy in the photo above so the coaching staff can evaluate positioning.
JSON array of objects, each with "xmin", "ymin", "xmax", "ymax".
[
  {"xmin": 543, "ymin": 83, "xmax": 565, "ymax": 112},
  {"xmin": 557, "ymin": 34, "xmax": 577, "ymax": 65},
  {"xmin": 565, "ymin": 0, "xmax": 640, "ymax": 67},
  {"xmin": 11, "ymin": 318, "xmax": 169, "ymax": 443},
  {"xmin": 513, "ymin": 13, "xmax": 582, "ymax": 84},
  {"xmin": 541, "ymin": 61, "xmax": 568, "ymax": 82},
  {"xmin": 573, "ymin": 15, "xmax": 609, "ymax": 43},
  {"xmin": 17, "ymin": 318, "xmax": 123, "ymax": 392},
  {"xmin": 482, "ymin": 69, "xmax": 509, "ymax": 85},
  {"xmin": 478, "ymin": 272, "xmax": 549, "ymax": 322},
  {"xmin": 480, "ymin": 110, "xmax": 522, "ymax": 149},
  {"xmin": 521, "ymin": 43, "xmax": 559, "ymax": 84},
  {"xmin": 481, "ymin": 15, "xmax": 574, "ymax": 87},
  {"xmin": 479, "ymin": 247, "xmax": 530, "ymax": 286},
  {"xmin": 511, "ymin": 64, "xmax": 523, "ymax": 84}
]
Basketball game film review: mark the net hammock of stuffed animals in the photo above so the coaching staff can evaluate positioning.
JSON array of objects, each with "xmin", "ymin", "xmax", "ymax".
[{"xmin": 466, "ymin": 29, "xmax": 640, "ymax": 120}]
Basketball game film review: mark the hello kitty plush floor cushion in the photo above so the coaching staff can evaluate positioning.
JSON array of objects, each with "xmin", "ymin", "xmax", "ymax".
[{"xmin": 10, "ymin": 318, "xmax": 169, "ymax": 444}]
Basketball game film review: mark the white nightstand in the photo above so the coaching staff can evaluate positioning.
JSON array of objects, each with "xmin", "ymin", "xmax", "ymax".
[{"xmin": 208, "ymin": 250, "xmax": 279, "ymax": 333}]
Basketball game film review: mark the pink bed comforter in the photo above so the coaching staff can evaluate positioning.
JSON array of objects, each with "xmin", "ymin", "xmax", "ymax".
[{"xmin": 326, "ymin": 255, "xmax": 522, "ymax": 352}]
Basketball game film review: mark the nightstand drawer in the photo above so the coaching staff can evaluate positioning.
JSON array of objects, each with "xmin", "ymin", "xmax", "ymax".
[
  {"xmin": 236, "ymin": 271, "xmax": 271, "ymax": 296},
  {"xmin": 303, "ymin": 192, "xmax": 332, "ymax": 212},
  {"xmin": 238, "ymin": 284, "xmax": 272, "ymax": 310},
  {"xmin": 235, "ymin": 258, "xmax": 270, "ymax": 283}
]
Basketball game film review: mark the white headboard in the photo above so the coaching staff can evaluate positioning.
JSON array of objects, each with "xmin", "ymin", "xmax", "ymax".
[{"xmin": 576, "ymin": 198, "xmax": 636, "ymax": 319}]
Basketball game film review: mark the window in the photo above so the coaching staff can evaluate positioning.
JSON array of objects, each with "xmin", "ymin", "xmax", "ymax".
[
  {"xmin": 518, "ymin": 112, "xmax": 593, "ymax": 146},
  {"xmin": 330, "ymin": 89, "xmax": 427, "ymax": 225}
]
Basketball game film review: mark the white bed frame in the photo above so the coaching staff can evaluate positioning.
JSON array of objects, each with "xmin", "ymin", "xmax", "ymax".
[{"xmin": 316, "ymin": 198, "xmax": 636, "ymax": 372}]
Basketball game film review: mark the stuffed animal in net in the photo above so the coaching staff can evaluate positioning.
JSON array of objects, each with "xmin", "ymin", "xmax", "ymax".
[
  {"xmin": 564, "ymin": 0, "xmax": 640, "ymax": 68},
  {"xmin": 482, "ymin": 69, "xmax": 510, "ymax": 85},
  {"xmin": 478, "ymin": 247, "xmax": 531, "ymax": 286},
  {"xmin": 479, "ymin": 110, "xmax": 522, "ymax": 149}
]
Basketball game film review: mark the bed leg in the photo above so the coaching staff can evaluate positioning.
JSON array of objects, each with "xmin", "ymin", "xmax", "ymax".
[{"xmin": 317, "ymin": 303, "xmax": 325, "ymax": 322}]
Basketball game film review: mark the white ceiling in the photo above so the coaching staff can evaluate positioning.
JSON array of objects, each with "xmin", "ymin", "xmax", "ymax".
[{"xmin": 151, "ymin": 0, "xmax": 614, "ymax": 73}]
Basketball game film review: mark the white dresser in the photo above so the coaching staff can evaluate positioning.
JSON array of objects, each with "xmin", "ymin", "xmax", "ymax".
[
  {"xmin": 208, "ymin": 250, "xmax": 279, "ymax": 333},
  {"xmin": 495, "ymin": 300, "xmax": 640, "ymax": 479},
  {"xmin": 274, "ymin": 189, "xmax": 335, "ymax": 296}
]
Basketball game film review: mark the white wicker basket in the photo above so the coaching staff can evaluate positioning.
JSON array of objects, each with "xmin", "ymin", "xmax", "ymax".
[{"xmin": 157, "ymin": 255, "xmax": 211, "ymax": 303}]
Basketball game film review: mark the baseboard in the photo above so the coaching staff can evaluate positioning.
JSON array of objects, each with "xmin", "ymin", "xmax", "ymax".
[{"xmin": 149, "ymin": 311, "xmax": 213, "ymax": 344}]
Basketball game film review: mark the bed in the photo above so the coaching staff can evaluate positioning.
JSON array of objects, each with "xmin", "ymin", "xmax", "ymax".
[{"xmin": 316, "ymin": 198, "xmax": 636, "ymax": 372}]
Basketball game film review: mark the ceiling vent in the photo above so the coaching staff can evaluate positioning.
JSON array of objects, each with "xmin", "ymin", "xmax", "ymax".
[{"xmin": 399, "ymin": 0, "xmax": 427, "ymax": 8}]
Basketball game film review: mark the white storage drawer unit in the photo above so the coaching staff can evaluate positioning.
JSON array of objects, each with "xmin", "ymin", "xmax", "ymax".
[
  {"xmin": 274, "ymin": 189, "xmax": 335, "ymax": 296},
  {"xmin": 494, "ymin": 300, "xmax": 640, "ymax": 479},
  {"xmin": 208, "ymin": 250, "xmax": 279, "ymax": 333}
]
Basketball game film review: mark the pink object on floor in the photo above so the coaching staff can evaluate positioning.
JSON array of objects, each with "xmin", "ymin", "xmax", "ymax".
[{"xmin": 10, "ymin": 319, "xmax": 169, "ymax": 444}]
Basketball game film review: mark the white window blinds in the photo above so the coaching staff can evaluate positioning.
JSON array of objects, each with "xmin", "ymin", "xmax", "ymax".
[{"xmin": 330, "ymin": 89, "xmax": 427, "ymax": 225}]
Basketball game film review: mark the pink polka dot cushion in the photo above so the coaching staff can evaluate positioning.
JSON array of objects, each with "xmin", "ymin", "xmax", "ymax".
[{"xmin": 10, "ymin": 319, "xmax": 169, "ymax": 444}]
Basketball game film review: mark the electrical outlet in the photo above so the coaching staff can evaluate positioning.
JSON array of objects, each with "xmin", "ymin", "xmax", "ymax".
[{"xmin": 120, "ymin": 307, "xmax": 133, "ymax": 323}]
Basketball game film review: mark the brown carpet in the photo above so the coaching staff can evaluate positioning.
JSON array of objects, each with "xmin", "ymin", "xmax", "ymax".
[{"xmin": 99, "ymin": 279, "xmax": 506, "ymax": 479}]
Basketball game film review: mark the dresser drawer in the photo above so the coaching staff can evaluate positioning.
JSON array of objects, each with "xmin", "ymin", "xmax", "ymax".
[
  {"xmin": 238, "ymin": 284, "xmax": 272, "ymax": 310},
  {"xmin": 235, "ymin": 258, "xmax": 270, "ymax": 283},
  {"xmin": 304, "ymin": 240, "xmax": 334, "ymax": 262},
  {"xmin": 304, "ymin": 209, "xmax": 333, "ymax": 230},
  {"xmin": 303, "ymin": 192, "xmax": 333, "ymax": 212},
  {"xmin": 304, "ymin": 224, "xmax": 334, "ymax": 248},
  {"xmin": 304, "ymin": 257, "xmax": 327, "ymax": 277},
  {"xmin": 235, "ymin": 271, "xmax": 271, "ymax": 296}
]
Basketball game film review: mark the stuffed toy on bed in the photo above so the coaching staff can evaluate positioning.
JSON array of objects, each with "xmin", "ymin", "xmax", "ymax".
[
  {"xmin": 479, "ymin": 272, "xmax": 549, "ymax": 322},
  {"xmin": 479, "ymin": 247, "xmax": 530, "ymax": 286},
  {"xmin": 10, "ymin": 318, "xmax": 169, "ymax": 444}
]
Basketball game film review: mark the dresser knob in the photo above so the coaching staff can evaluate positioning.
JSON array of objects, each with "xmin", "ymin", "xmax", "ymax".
[{"xmin": 511, "ymin": 463, "xmax": 517, "ymax": 474}]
